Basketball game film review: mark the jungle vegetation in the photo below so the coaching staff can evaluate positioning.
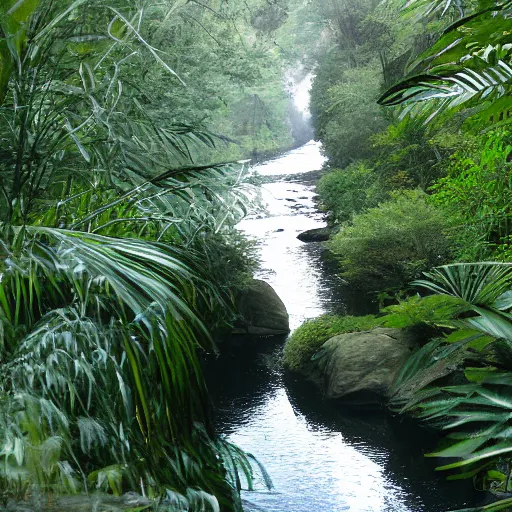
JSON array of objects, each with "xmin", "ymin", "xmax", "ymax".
[
  {"xmin": 0, "ymin": 0, "xmax": 310, "ymax": 510},
  {"xmin": 288, "ymin": 0, "xmax": 512, "ymax": 509},
  {"xmin": 4, "ymin": 0, "xmax": 512, "ymax": 510}
]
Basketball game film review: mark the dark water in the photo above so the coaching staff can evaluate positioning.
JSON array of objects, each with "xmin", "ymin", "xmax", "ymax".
[{"xmin": 207, "ymin": 142, "xmax": 487, "ymax": 512}]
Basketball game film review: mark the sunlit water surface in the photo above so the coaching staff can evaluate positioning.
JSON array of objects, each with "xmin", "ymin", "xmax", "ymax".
[{"xmin": 207, "ymin": 142, "xmax": 484, "ymax": 512}]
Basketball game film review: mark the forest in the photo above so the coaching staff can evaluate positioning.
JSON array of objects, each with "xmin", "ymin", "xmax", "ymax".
[{"xmin": 1, "ymin": 0, "xmax": 512, "ymax": 511}]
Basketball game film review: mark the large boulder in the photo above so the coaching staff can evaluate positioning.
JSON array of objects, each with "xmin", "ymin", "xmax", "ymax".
[
  {"xmin": 312, "ymin": 328, "xmax": 419, "ymax": 406},
  {"xmin": 233, "ymin": 279, "xmax": 290, "ymax": 336}
]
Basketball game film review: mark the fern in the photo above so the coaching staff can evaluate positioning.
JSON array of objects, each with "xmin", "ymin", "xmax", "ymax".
[{"xmin": 379, "ymin": 61, "xmax": 512, "ymax": 122}]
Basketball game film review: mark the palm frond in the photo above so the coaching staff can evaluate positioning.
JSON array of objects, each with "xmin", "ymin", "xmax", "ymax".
[
  {"xmin": 413, "ymin": 262, "xmax": 512, "ymax": 307},
  {"xmin": 397, "ymin": 0, "xmax": 465, "ymax": 18},
  {"xmin": 391, "ymin": 262, "xmax": 512, "ymax": 505},
  {"xmin": 0, "ymin": 1, "xmax": 265, "ymax": 508},
  {"xmin": 379, "ymin": 61, "xmax": 512, "ymax": 125},
  {"xmin": 410, "ymin": 371, "xmax": 512, "ymax": 468},
  {"xmin": 380, "ymin": 1, "xmax": 512, "ymax": 126}
]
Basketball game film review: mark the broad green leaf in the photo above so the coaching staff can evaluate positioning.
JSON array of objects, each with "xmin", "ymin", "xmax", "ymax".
[
  {"xmin": 437, "ymin": 442, "xmax": 512, "ymax": 469},
  {"xmin": 427, "ymin": 437, "xmax": 488, "ymax": 458},
  {"xmin": 465, "ymin": 367, "xmax": 498, "ymax": 383}
]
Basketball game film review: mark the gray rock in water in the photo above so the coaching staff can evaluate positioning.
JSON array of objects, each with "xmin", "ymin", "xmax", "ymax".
[
  {"xmin": 233, "ymin": 279, "xmax": 290, "ymax": 336},
  {"xmin": 312, "ymin": 328, "xmax": 419, "ymax": 406},
  {"xmin": 297, "ymin": 227, "xmax": 332, "ymax": 242}
]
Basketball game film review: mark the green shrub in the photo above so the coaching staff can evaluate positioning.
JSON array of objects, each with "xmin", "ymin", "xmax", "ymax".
[
  {"xmin": 317, "ymin": 162, "xmax": 386, "ymax": 224},
  {"xmin": 328, "ymin": 190, "xmax": 453, "ymax": 293},
  {"xmin": 283, "ymin": 314, "xmax": 381, "ymax": 371},
  {"xmin": 430, "ymin": 130, "xmax": 512, "ymax": 261},
  {"xmin": 381, "ymin": 294, "xmax": 468, "ymax": 329}
]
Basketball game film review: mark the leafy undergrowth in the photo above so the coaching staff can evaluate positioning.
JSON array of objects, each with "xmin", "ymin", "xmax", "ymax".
[
  {"xmin": 327, "ymin": 190, "xmax": 454, "ymax": 294},
  {"xmin": 390, "ymin": 264, "xmax": 512, "ymax": 512},
  {"xmin": 5, "ymin": 493, "xmax": 150, "ymax": 512}
]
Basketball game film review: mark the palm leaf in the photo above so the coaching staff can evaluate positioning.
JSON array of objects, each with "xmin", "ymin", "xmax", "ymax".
[
  {"xmin": 379, "ymin": 61, "xmax": 512, "ymax": 120},
  {"xmin": 451, "ymin": 497, "xmax": 512, "ymax": 512},
  {"xmin": 413, "ymin": 263, "xmax": 512, "ymax": 306},
  {"xmin": 380, "ymin": 1, "xmax": 512, "ymax": 125},
  {"xmin": 395, "ymin": 0, "xmax": 465, "ymax": 17}
]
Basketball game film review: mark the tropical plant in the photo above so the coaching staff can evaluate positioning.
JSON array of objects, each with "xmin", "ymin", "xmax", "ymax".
[
  {"xmin": 0, "ymin": 0, "xmax": 267, "ymax": 509},
  {"xmin": 429, "ymin": 130, "xmax": 512, "ymax": 261},
  {"xmin": 371, "ymin": 119, "xmax": 469, "ymax": 190},
  {"xmin": 379, "ymin": 0, "xmax": 512, "ymax": 129},
  {"xmin": 391, "ymin": 263, "xmax": 512, "ymax": 511},
  {"xmin": 382, "ymin": 293, "xmax": 467, "ymax": 329}
]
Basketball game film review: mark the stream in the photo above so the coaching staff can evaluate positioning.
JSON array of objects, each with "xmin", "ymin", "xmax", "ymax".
[{"xmin": 206, "ymin": 141, "xmax": 485, "ymax": 512}]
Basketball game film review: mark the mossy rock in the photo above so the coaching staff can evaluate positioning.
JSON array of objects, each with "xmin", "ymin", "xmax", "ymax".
[
  {"xmin": 283, "ymin": 314, "xmax": 381, "ymax": 372},
  {"xmin": 313, "ymin": 328, "xmax": 420, "ymax": 406}
]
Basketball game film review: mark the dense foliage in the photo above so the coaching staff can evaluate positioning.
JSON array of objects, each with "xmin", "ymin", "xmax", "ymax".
[
  {"xmin": 431, "ymin": 130, "xmax": 512, "ymax": 262},
  {"xmin": 327, "ymin": 190, "xmax": 453, "ymax": 292},
  {"xmin": 0, "ymin": 0, "xmax": 315, "ymax": 509},
  {"xmin": 309, "ymin": 0, "xmax": 512, "ymax": 289},
  {"xmin": 292, "ymin": 0, "xmax": 512, "ymax": 509},
  {"xmin": 5, "ymin": 0, "xmax": 512, "ymax": 509},
  {"xmin": 316, "ymin": 162, "xmax": 384, "ymax": 224}
]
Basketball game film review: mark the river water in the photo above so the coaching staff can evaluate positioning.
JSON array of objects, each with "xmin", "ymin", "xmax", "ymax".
[{"xmin": 207, "ymin": 142, "xmax": 485, "ymax": 512}]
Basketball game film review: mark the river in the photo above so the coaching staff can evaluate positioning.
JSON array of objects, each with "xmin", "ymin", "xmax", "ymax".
[{"xmin": 206, "ymin": 141, "xmax": 485, "ymax": 512}]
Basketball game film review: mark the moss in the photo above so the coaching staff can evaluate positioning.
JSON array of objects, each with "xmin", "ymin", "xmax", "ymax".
[
  {"xmin": 381, "ymin": 294, "xmax": 467, "ymax": 329},
  {"xmin": 283, "ymin": 314, "xmax": 382, "ymax": 372}
]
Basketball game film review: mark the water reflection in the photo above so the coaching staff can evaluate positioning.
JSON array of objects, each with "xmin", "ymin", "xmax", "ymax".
[
  {"xmin": 227, "ymin": 388, "xmax": 410, "ymax": 512},
  {"xmin": 208, "ymin": 142, "xmax": 484, "ymax": 512},
  {"xmin": 208, "ymin": 339, "xmax": 482, "ymax": 512}
]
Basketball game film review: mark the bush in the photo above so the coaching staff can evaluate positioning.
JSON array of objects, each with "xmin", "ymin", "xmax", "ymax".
[
  {"xmin": 328, "ymin": 190, "xmax": 453, "ymax": 293},
  {"xmin": 381, "ymin": 294, "xmax": 468, "ymax": 329},
  {"xmin": 430, "ymin": 130, "xmax": 512, "ymax": 261},
  {"xmin": 317, "ymin": 162, "xmax": 386, "ymax": 224},
  {"xmin": 282, "ymin": 314, "xmax": 381, "ymax": 371}
]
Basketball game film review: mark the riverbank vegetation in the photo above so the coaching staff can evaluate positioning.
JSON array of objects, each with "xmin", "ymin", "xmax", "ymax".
[
  {"xmin": 4, "ymin": 0, "xmax": 512, "ymax": 509},
  {"xmin": 0, "ymin": 0, "xmax": 315, "ymax": 510},
  {"xmin": 311, "ymin": 1, "xmax": 512, "ymax": 289},
  {"xmin": 286, "ymin": 0, "xmax": 512, "ymax": 509}
]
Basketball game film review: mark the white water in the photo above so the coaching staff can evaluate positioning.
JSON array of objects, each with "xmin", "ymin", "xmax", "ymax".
[{"xmin": 239, "ymin": 140, "xmax": 338, "ymax": 329}]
